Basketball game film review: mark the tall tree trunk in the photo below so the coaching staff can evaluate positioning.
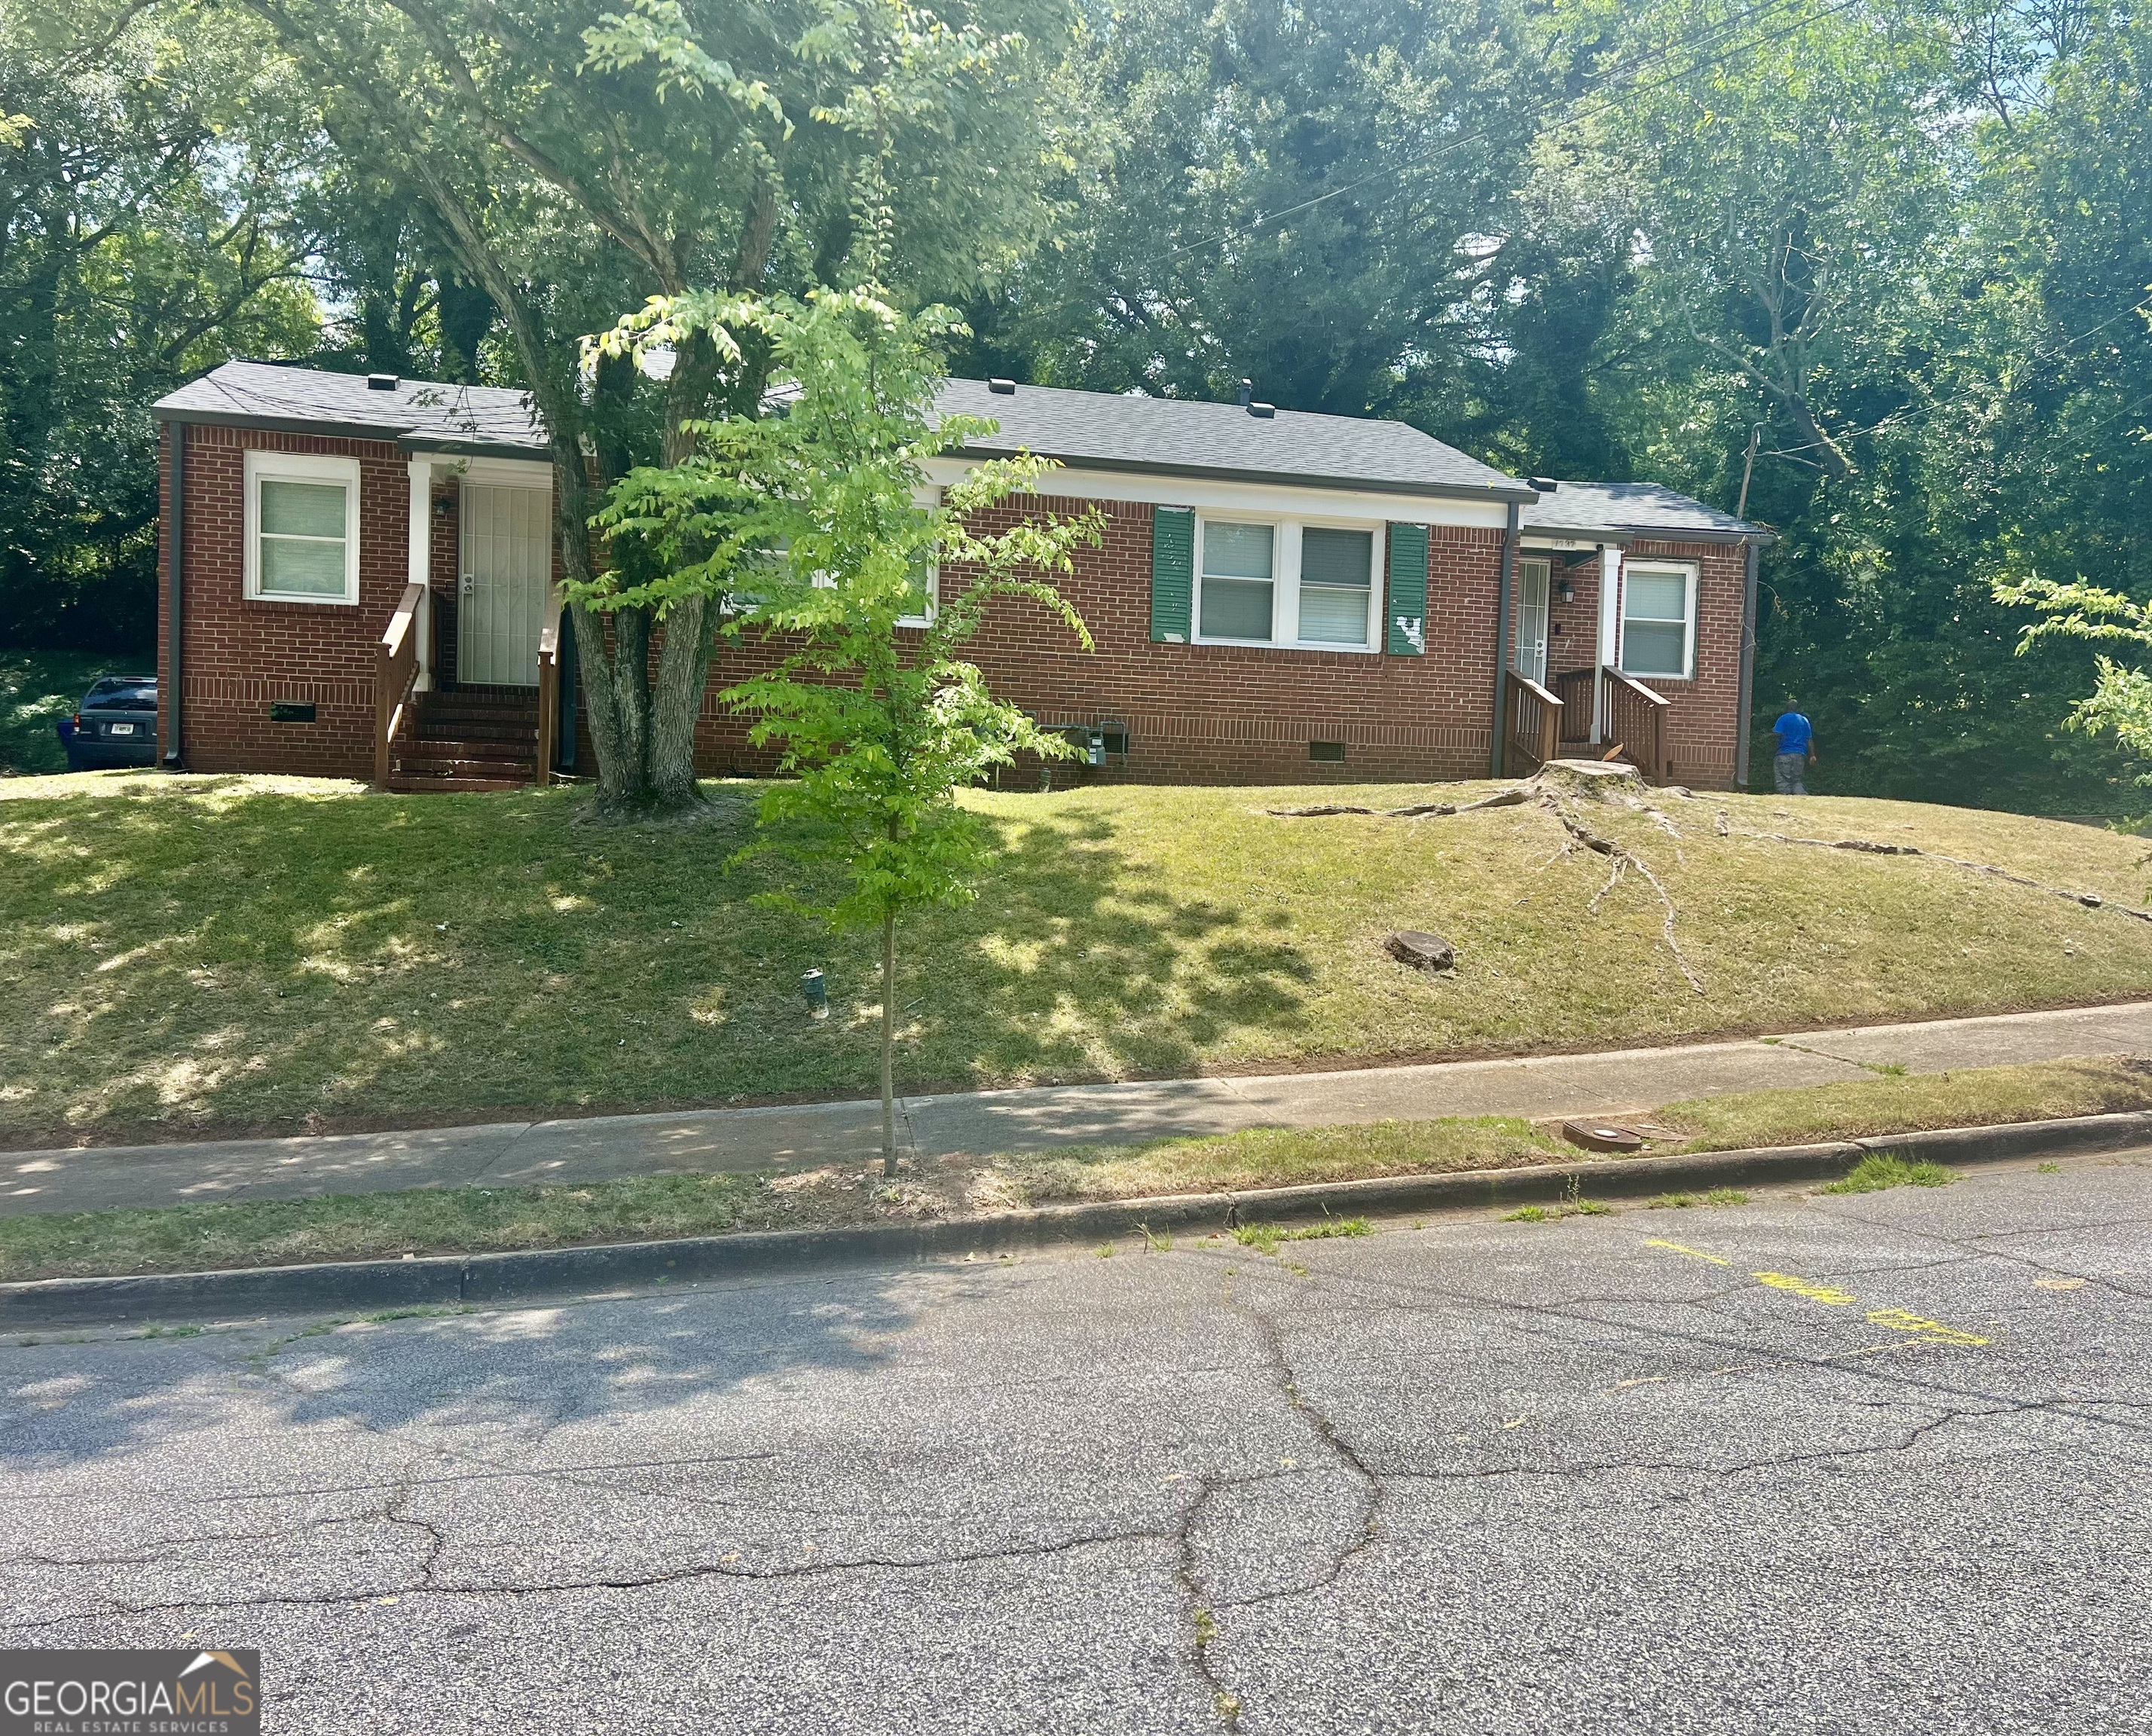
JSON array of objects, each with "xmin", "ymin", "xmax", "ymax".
[
  {"xmin": 881, "ymin": 911, "xmax": 897, "ymax": 1179},
  {"xmin": 638, "ymin": 325, "xmax": 725, "ymax": 805},
  {"xmin": 649, "ymin": 594, "xmax": 715, "ymax": 806}
]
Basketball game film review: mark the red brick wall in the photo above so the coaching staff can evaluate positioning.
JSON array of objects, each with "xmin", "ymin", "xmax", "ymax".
[
  {"xmin": 160, "ymin": 432, "xmax": 1747, "ymax": 789},
  {"xmin": 1519, "ymin": 542, "xmax": 1744, "ymax": 788},
  {"xmin": 158, "ymin": 423, "xmax": 418, "ymax": 778},
  {"xmin": 1624, "ymin": 539, "xmax": 1746, "ymax": 789},
  {"xmin": 689, "ymin": 498, "xmax": 1513, "ymax": 785}
]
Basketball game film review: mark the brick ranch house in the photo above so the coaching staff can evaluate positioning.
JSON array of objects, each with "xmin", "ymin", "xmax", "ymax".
[{"xmin": 150, "ymin": 361, "xmax": 1770, "ymax": 790}]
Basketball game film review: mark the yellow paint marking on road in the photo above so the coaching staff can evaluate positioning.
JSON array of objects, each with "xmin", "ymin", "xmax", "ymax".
[
  {"xmin": 1646, "ymin": 1239, "xmax": 1730, "ymax": 1265},
  {"xmin": 2034, "ymin": 1276, "xmax": 2087, "ymax": 1291},
  {"xmin": 1614, "ymin": 1376, "xmax": 1667, "ymax": 1389},
  {"xmin": 1865, "ymin": 1307, "xmax": 1990, "ymax": 1347},
  {"xmin": 1645, "ymin": 1241, "xmax": 1992, "ymax": 1349},
  {"xmin": 1753, "ymin": 1270, "xmax": 1859, "ymax": 1305}
]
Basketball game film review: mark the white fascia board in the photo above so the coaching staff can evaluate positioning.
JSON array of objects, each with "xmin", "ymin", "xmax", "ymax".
[
  {"xmin": 921, "ymin": 457, "xmax": 1513, "ymax": 530},
  {"xmin": 442, "ymin": 454, "xmax": 555, "ymax": 488}
]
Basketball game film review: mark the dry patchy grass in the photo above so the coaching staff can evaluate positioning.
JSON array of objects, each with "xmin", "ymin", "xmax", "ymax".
[
  {"xmin": 5, "ymin": 771, "xmax": 2152, "ymax": 1142},
  {"xmin": 1657, "ymin": 1056, "xmax": 2152, "ymax": 1151}
]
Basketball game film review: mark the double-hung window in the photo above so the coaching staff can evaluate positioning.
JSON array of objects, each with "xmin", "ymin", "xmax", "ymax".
[
  {"xmin": 1194, "ymin": 515, "xmax": 1383, "ymax": 651},
  {"xmin": 898, "ymin": 549, "xmax": 937, "ymax": 628},
  {"xmin": 1620, "ymin": 564, "xmax": 1698, "ymax": 679},
  {"xmin": 1199, "ymin": 519, "xmax": 1276, "ymax": 642},
  {"xmin": 245, "ymin": 451, "xmax": 360, "ymax": 605},
  {"xmin": 1297, "ymin": 527, "xmax": 1374, "ymax": 646}
]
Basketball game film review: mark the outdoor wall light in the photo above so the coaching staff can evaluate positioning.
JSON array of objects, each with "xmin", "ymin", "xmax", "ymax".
[
  {"xmin": 802, "ymin": 969, "xmax": 829, "ymax": 1019},
  {"xmin": 1555, "ymin": 578, "xmax": 1576, "ymax": 604}
]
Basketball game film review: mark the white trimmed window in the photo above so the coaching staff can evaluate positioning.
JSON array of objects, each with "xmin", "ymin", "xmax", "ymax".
[
  {"xmin": 897, "ymin": 550, "xmax": 937, "ymax": 628},
  {"xmin": 1620, "ymin": 562, "xmax": 1698, "ymax": 679},
  {"xmin": 1199, "ymin": 518, "xmax": 1276, "ymax": 641},
  {"xmin": 245, "ymin": 451, "xmax": 360, "ymax": 605},
  {"xmin": 1195, "ymin": 514, "xmax": 1382, "ymax": 651},
  {"xmin": 1297, "ymin": 526, "xmax": 1376, "ymax": 645}
]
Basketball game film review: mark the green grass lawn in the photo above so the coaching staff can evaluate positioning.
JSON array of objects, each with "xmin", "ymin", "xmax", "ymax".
[
  {"xmin": 1655, "ymin": 1056, "xmax": 2152, "ymax": 1151},
  {"xmin": 5, "ymin": 1056, "xmax": 2138, "ymax": 1282},
  {"xmin": 4, "ymin": 771, "xmax": 2152, "ymax": 1144},
  {"xmin": 0, "ymin": 649, "xmax": 118, "ymax": 776}
]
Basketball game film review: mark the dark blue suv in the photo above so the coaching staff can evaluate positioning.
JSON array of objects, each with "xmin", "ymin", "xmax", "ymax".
[{"xmin": 59, "ymin": 676, "xmax": 159, "ymax": 771}]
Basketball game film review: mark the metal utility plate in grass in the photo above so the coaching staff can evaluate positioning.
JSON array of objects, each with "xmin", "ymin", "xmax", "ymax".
[{"xmin": 1563, "ymin": 1118, "xmax": 1646, "ymax": 1153}]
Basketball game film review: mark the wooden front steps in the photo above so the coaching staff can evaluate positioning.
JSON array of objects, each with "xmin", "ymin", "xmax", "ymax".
[{"xmin": 387, "ymin": 687, "xmax": 539, "ymax": 793}]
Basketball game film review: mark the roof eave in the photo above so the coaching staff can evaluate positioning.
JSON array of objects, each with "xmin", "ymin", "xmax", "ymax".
[
  {"xmin": 399, "ymin": 434, "xmax": 552, "ymax": 461},
  {"xmin": 1523, "ymin": 521, "xmax": 1774, "ymax": 546},
  {"xmin": 151, "ymin": 403, "xmax": 549, "ymax": 460},
  {"xmin": 1616, "ymin": 524, "xmax": 1774, "ymax": 546},
  {"xmin": 958, "ymin": 442, "xmax": 1539, "ymax": 505},
  {"xmin": 151, "ymin": 405, "xmax": 413, "ymax": 444}
]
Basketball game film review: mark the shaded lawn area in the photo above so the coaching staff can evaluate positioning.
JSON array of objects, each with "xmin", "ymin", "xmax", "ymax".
[
  {"xmin": 0, "ymin": 649, "xmax": 115, "ymax": 776},
  {"xmin": 4, "ymin": 771, "xmax": 2152, "ymax": 1145},
  {"xmin": 7, "ymin": 1056, "xmax": 2144, "ymax": 1282}
]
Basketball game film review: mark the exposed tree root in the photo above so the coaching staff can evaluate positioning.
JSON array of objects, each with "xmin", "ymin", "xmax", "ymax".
[
  {"xmin": 1267, "ymin": 775, "xmax": 1709, "ymax": 993},
  {"xmin": 1267, "ymin": 787, "xmax": 1530, "ymax": 820},
  {"xmin": 1721, "ymin": 824, "xmax": 2152, "ymax": 924}
]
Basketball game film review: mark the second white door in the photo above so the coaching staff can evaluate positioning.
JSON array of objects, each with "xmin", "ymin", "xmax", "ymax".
[
  {"xmin": 1514, "ymin": 558, "xmax": 1551, "ymax": 686},
  {"xmin": 460, "ymin": 484, "xmax": 551, "ymax": 686}
]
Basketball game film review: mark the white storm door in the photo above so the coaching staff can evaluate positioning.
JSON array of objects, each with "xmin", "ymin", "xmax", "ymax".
[
  {"xmin": 1514, "ymin": 558, "xmax": 1551, "ymax": 686},
  {"xmin": 459, "ymin": 484, "xmax": 551, "ymax": 686}
]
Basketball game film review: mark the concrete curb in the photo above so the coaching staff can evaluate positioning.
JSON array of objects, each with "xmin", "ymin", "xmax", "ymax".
[{"xmin": 7, "ymin": 1110, "xmax": 2150, "ymax": 1328}]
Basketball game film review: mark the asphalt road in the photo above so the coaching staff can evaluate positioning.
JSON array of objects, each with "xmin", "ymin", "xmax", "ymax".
[{"xmin": 5, "ymin": 1154, "xmax": 2148, "ymax": 1733}]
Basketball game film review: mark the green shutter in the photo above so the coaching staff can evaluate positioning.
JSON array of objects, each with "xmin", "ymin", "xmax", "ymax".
[
  {"xmin": 1151, "ymin": 506, "xmax": 1194, "ymax": 643},
  {"xmin": 1386, "ymin": 522, "xmax": 1429, "ymax": 655}
]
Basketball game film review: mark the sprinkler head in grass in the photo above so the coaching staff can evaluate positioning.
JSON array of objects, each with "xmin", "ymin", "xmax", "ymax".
[{"xmin": 802, "ymin": 969, "xmax": 830, "ymax": 1019}]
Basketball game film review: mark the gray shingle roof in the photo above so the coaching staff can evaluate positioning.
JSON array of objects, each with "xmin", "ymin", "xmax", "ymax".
[
  {"xmin": 152, "ymin": 360, "xmax": 547, "ymax": 456},
  {"xmin": 933, "ymin": 379, "xmax": 1533, "ymax": 502},
  {"xmin": 151, "ymin": 363, "xmax": 1767, "ymax": 541},
  {"xmin": 1521, "ymin": 478, "xmax": 1764, "ymax": 542}
]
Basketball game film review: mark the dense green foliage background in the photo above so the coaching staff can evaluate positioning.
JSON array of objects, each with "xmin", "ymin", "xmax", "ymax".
[{"xmin": 5, "ymin": 0, "xmax": 2147, "ymax": 811}]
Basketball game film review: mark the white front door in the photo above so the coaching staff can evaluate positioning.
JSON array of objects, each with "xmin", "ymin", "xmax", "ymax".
[
  {"xmin": 459, "ymin": 483, "xmax": 551, "ymax": 686},
  {"xmin": 1514, "ymin": 558, "xmax": 1551, "ymax": 686}
]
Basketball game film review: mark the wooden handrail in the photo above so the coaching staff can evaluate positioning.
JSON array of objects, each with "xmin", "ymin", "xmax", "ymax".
[
  {"xmin": 535, "ymin": 607, "xmax": 561, "ymax": 789},
  {"xmin": 1550, "ymin": 666, "xmax": 1596, "ymax": 730},
  {"xmin": 1604, "ymin": 667, "xmax": 1671, "ymax": 709},
  {"xmin": 1600, "ymin": 666, "xmax": 1671, "ymax": 783},
  {"xmin": 374, "ymin": 582, "xmax": 428, "ymax": 791},
  {"xmin": 1504, "ymin": 670, "xmax": 1564, "ymax": 773}
]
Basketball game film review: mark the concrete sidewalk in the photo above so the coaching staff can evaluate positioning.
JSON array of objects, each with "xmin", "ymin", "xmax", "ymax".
[{"xmin": 6, "ymin": 1000, "xmax": 2150, "ymax": 1218}]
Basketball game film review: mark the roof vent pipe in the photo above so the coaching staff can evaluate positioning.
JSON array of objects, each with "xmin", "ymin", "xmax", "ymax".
[
  {"xmin": 987, "ymin": 377, "xmax": 1016, "ymax": 395},
  {"xmin": 367, "ymin": 372, "xmax": 399, "ymax": 391},
  {"xmin": 1249, "ymin": 402, "xmax": 1276, "ymax": 419},
  {"xmin": 1237, "ymin": 378, "xmax": 1253, "ymax": 408}
]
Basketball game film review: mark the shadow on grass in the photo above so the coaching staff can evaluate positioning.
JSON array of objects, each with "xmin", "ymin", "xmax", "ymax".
[
  {"xmin": 0, "ymin": 780, "xmax": 1315, "ymax": 1139},
  {"xmin": 899, "ymin": 804, "xmax": 1314, "ymax": 1088}
]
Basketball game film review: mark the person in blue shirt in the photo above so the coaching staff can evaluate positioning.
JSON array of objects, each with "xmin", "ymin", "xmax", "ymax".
[{"xmin": 1772, "ymin": 704, "xmax": 1816, "ymax": 794}]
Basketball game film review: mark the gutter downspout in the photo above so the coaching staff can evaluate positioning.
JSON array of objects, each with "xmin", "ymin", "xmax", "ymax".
[
  {"xmin": 1490, "ymin": 502, "xmax": 1520, "ymax": 778},
  {"xmin": 1735, "ymin": 537, "xmax": 1759, "ymax": 787},
  {"xmin": 163, "ymin": 421, "xmax": 185, "ymax": 769}
]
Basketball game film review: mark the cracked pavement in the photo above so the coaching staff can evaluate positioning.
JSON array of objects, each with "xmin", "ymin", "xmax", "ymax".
[{"xmin": 4, "ymin": 1154, "xmax": 2149, "ymax": 1731}]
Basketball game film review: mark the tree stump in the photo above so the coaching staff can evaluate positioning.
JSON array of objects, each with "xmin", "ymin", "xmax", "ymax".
[
  {"xmin": 1385, "ymin": 930, "xmax": 1457, "ymax": 973},
  {"xmin": 1533, "ymin": 760, "xmax": 1643, "ymax": 802}
]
